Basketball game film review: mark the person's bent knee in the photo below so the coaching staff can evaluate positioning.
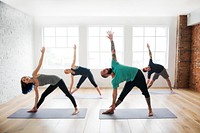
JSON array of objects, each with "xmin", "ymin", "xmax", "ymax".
[
  {"xmin": 76, "ymin": 87, "xmax": 80, "ymax": 89},
  {"xmin": 142, "ymin": 92, "xmax": 150, "ymax": 98}
]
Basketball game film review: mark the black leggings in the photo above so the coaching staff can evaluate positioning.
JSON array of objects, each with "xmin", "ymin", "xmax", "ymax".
[
  {"xmin": 76, "ymin": 72, "xmax": 98, "ymax": 89},
  {"xmin": 37, "ymin": 79, "xmax": 77, "ymax": 109},
  {"xmin": 118, "ymin": 70, "xmax": 150, "ymax": 102}
]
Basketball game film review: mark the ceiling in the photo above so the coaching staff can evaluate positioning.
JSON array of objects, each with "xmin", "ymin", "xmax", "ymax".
[{"xmin": 2, "ymin": 0, "xmax": 200, "ymax": 17}]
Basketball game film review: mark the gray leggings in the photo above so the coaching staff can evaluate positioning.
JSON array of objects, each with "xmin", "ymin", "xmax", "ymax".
[{"xmin": 118, "ymin": 70, "xmax": 150, "ymax": 102}]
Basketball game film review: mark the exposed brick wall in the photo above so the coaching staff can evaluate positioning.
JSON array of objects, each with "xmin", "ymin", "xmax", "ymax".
[
  {"xmin": 174, "ymin": 15, "xmax": 192, "ymax": 88},
  {"xmin": 190, "ymin": 24, "xmax": 200, "ymax": 92},
  {"xmin": 0, "ymin": 2, "xmax": 33, "ymax": 103}
]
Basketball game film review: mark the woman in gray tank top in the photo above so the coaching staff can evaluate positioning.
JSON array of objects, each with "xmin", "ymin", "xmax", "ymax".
[{"xmin": 20, "ymin": 47, "xmax": 79, "ymax": 115}]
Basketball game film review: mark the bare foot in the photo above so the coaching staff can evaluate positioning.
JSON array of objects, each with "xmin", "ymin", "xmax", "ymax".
[
  {"xmin": 72, "ymin": 109, "xmax": 79, "ymax": 115},
  {"xmin": 102, "ymin": 108, "xmax": 114, "ymax": 114},
  {"xmin": 27, "ymin": 108, "xmax": 37, "ymax": 113},
  {"xmin": 99, "ymin": 95, "xmax": 103, "ymax": 99},
  {"xmin": 171, "ymin": 90, "xmax": 175, "ymax": 94},
  {"xmin": 148, "ymin": 111, "xmax": 153, "ymax": 117}
]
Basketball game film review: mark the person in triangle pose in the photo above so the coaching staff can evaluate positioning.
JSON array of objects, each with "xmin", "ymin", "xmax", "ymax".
[
  {"xmin": 21, "ymin": 47, "xmax": 79, "ymax": 115},
  {"xmin": 142, "ymin": 43, "xmax": 173, "ymax": 94},
  {"xmin": 64, "ymin": 44, "xmax": 102, "ymax": 97},
  {"xmin": 100, "ymin": 31, "xmax": 153, "ymax": 116}
]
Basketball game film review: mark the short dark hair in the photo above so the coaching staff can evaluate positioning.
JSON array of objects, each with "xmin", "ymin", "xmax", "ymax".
[
  {"xmin": 20, "ymin": 78, "xmax": 34, "ymax": 94},
  {"xmin": 101, "ymin": 74, "xmax": 108, "ymax": 78},
  {"xmin": 142, "ymin": 68, "xmax": 147, "ymax": 72}
]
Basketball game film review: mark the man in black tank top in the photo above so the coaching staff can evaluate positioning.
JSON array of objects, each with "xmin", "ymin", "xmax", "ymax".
[{"xmin": 142, "ymin": 44, "xmax": 173, "ymax": 94}]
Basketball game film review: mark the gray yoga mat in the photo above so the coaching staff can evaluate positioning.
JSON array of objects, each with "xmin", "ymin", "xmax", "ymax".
[
  {"xmin": 8, "ymin": 108, "xmax": 87, "ymax": 119},
  {"xmin": 99, "ymin": 108, "xmax": 177, "ymax": 119},
  {"xmin": 55, "ymin": 93, "xmax": 107, "ymax": 99},
  {"xmin": 130, "ymin": 89, "xmax": 177, "ymax": 95}
]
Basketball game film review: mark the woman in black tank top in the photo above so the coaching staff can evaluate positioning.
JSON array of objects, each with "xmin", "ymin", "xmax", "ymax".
[
  {"xmin": 20, "ymin": 47, "xmax": 79, "ymax": 115},
  {"xmin": 64, "ymin": 45, "xmax": 102, "ymax": 96}
]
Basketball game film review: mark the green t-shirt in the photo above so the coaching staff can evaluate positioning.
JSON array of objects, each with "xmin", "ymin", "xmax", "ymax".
[{"xmin": 111, "ymin": 59, "xmax": 138, "ymax": 89}]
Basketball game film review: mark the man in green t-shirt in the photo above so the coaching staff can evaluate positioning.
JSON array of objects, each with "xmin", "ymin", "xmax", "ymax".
[{"xmin": 100, "ymin": 31, "xmax": 153, "ymax": 117}]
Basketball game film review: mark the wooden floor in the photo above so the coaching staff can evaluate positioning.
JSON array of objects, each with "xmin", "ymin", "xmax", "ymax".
[{"xmin": 0, "ymin": 87, "xmax": 200, "ymax": 133}]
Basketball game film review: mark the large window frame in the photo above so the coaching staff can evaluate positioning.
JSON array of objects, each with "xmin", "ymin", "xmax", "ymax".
[
  {"xmin": 87, "ymin": 26, "xmax": 124, "ymax": 69},
  {"xmin": 132, "ymin": 26, "xmax": 169, "ymax": 68},
  {"xmin": 42, "ymin": 26, "xmax": 79, "ymax": 69}
]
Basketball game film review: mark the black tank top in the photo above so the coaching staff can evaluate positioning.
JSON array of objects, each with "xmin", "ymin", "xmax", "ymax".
[{"xmin": 71, "ymin": 66, "xmax": 91, "ymax": 76}]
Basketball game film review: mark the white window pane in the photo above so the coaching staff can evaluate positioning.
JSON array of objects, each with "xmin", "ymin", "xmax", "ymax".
[
  {"xmin": 132, "ymin": 37, "xmax": 143, "ymax": 51},
  {"xmin": 144, "ymin": 37, "xmax": 155, "ymax": 51},
  {"xmin": 68, "ymin": 37, "xmax": 79, "ymax": 47},
  {"xmin": 145, "ymin": 27, "xmax": 155, "ymax": 36},
  {"xmin": 43, "ymin": 48, "xmax": 73, "ymax": 69},
  {"xmin": 88, "ymin": 53, "xmax": 100, "ymax": 69},
  {"xmin": 100, "ymin": 37, "xmax": 110, "ymax": 52},
  {"xmin": 88, "ymin": 27, "xmax": 99, "ymax": 36},
  {"xmin": 56, "ymin": 37, "xmax": 67, "ymax": 47},
  {"xmin": 88, "ymin": 37, "xmax": 99, "ymax": 51},
  {"xmin": 132, "ymin": 53, "xmax": 144, "ymax": 68},
  {"xmin": 44, "ymin": 37, "xmax": 55, "ymax": 47},
  {"xmin": 116, "ymin": 52, "xmax": 124, "ymax": 64},
  {"xmin": 114, "ymin": 37, "xmax": 123, "ymax": 52},
  {"xmin": 100, "ymin": 27, "xmax": 111, "ymax": 36},
  {"xmin": 44, "ymin": 27, "xmax": 55, "ymax": 36},
  {"xmin": 88, "ymin": 26, "xmax": 123, "ymax": 69},
  {"xmin": 111, "ymin": 27, "xmax": 123, "ymax": 36},
  {"xmin": 100, "ymin": 52, "xmax": 112, "ymax": 68},
  {"xmin": 56, "ymin": 27, "xmax": 67, "ymax": 36},
  {"xmin": 133, "ymin": 27, "xmax": 143, "ymax": 36},
  {"xmin": 143, "ymin": 52, "xmax": 150, "ymax": 66},
  {"xmin": 156, "ymin": 27, "xmax": 167, "ymax": 36},
  {"xmin": 68, "ymin": 27, "xmax": 79, "ymax": 36},
  {"xmin": 156, "ymin": 37, "xmax": 167, "ymax": 51},
  {"xmin": 154, "ymin": 52, "xmax": 166, "ymax": 68}
]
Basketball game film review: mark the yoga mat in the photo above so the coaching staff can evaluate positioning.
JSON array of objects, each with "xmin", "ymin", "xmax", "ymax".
[
  {"xmin": 130, "ymin": 89, "xmax": 177, "ymax": 95},
  {"xmin": 99, "ymin": 108, "xmax": 177, "ymax": 119},
  {"xmin": 149, "ymin": 90, "xmax": 177, "ymax": 94},
  {"xmin": 55, "ymin": 93, "xmax": 107, "ymax": 99},
  {"xmin": 8, "ymin": 108, "xmax": 87, "ymax": 119}
]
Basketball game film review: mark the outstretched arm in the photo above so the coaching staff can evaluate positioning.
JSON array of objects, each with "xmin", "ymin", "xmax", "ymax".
[
  {"xmin": 71, "ymin": 44, "xmax": 76, "ymax": 68},
  {"xmin": 32, "ymin": 47, "xmax": 45, "ymax": 76},
  {"xmin": 107, "ymin": 31, "xmax": 117, "ymax": 61},
  {"xmin": 102, "ymin": 88, "xmax": 117, "ymax": 114},
  {"xmin": 111, "ymin": 89, "xmax": 117, "ymax": 109},
  {"xmin": 69, "ymin": 75, "xmax": 74, "ymax": 93},
  {"xmin": 33, "ymin": 86, "xmax": 39, "ymax": 108},
  {"xmin": 28, "ymin": 86, "xmax": 39, "ymax": 112},
  {"xmin": 147, "ymin": 43, "xmax": 152, "ymax": 59}
]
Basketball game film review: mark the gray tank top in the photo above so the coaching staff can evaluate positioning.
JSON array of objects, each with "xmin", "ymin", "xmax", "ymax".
[{"xmin": 37, "ymin": 74, "xmax": 61, "ymax": 86}]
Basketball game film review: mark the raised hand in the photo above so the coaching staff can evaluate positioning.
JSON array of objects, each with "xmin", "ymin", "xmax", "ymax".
[
  {"xmin": 147, "ymin": 43, "xmax": 150, "ymax": 49},
  {"xmin": 41, "ymin": 47, "xmax": 45, "ymax": 54},
  {"xmin": 107, "ymin": 31, "xmax": 114, "ymax": 41},
  {"xmin": 74, "ymin": 44, "xmax": 76, "ymax": 49}
]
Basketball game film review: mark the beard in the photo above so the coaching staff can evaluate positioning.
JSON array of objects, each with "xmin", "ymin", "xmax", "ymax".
[{"xmin": 107, "ymin": 68, "xmax": 112, "ymax": 74}]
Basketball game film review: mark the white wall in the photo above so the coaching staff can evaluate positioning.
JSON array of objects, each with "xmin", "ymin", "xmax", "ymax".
[
  {"xmin": 187, "ymin": 8, "xmax": 200, "ymax": 26},
  {"xmin": 34, "ymin": 16, "xmax": 177, "ymax": 88},
  {"xmin": 0, "ymin": 2, "xmax": 33, "ymax": 103}
]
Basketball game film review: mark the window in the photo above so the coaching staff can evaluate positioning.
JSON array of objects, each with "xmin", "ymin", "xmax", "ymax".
[
  {"xmin": 132, "ymin": 26, "xmax": 169, "ymax": 68},
  {"xmin": 88, "ymin": 26, "xmax": 124, "ymax": 69},
  {"xmin": 42, "ymin": 27, "xmax": 79, "ymax": 69}
]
